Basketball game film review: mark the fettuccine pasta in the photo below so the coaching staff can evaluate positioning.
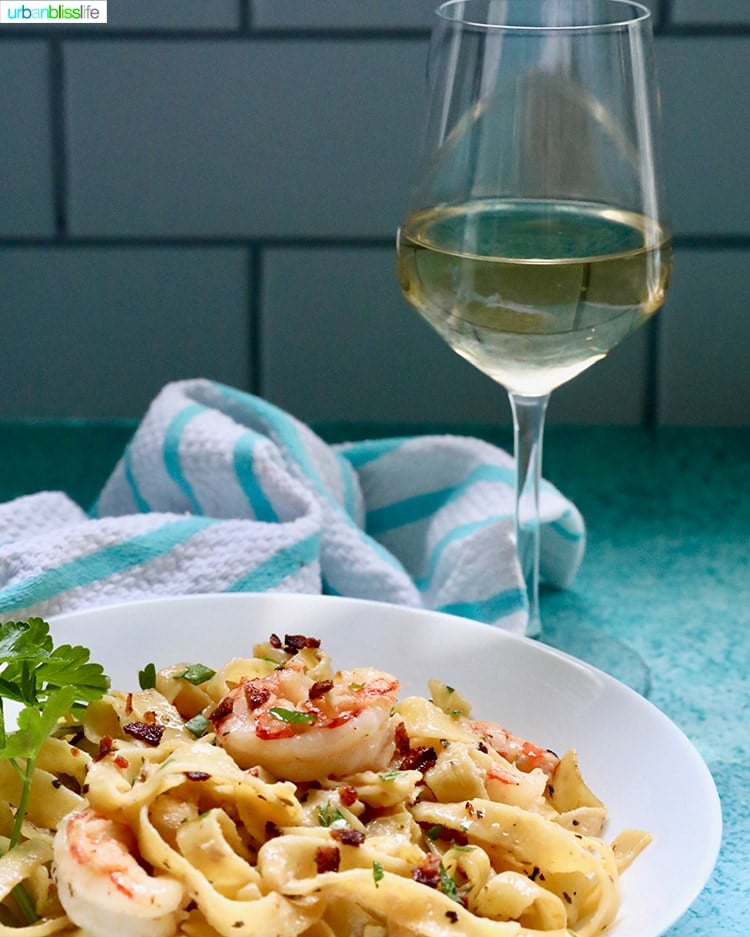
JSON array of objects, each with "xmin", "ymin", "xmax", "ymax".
[{"xmin": 0, "ymin": 632, "xmax": 650, "ymax": 937}]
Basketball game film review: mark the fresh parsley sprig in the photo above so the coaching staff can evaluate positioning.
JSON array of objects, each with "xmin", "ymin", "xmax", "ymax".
[{"xmin": 0, "ymin": 618, "xmax": 109, "ymax": 854}]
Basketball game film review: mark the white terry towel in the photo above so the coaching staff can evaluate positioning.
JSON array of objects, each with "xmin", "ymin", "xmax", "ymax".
[{"xmin": 0, "ymin": 380, "xmax": 584, "ymax": 633}]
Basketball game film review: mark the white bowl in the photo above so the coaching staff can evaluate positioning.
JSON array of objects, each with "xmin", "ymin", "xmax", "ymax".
[{"xmin": 50, "ymin": 592, "xmax": 722, "ymax": 937}]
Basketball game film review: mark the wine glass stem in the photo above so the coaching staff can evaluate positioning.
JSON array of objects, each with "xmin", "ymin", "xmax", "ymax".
[{"xmin": 508, "ymin": 392, "xmax": 550, "ymax": 638}]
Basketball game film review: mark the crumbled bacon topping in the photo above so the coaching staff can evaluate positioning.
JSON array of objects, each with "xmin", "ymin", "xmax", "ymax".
[
  {"xmin": 244, "ymin": 682, "xmax": 271, "ymax": 710},
  {"xmin": 337, "ymin": 784, "xmax": 358, "ymax": 807},
  {"xmin": 123, "ymin": 721, "xmax": 165, "ymax": 746},
  {"xmin": 184, "ymin": 771, "xmax": 211, "ymax": 782},
  {"xmin": 309, "ymin": 679, "xmax": 334, "ymax": 700},
  {"xmin": 95, "ymin": 736, "xmax": 114, "ymax": 761},
  {"xmin": 315, "ymin": 845, "xmax": 341, "ymax": 874},
  {"xmin": 331, "ymin": 828, "xmax": 365, "ymax": 847},
  {"xmin": 412, "ymin": 853, "xmax": 442, "ymax": 888},
  {"xmin": 283, "ymin": 634, "xmax": 321, "ymax": 654},
  {"xmin": 209, "ymin": 696, "xmax": 234, "ymax": 723},
  {"xmin": 399, "ymin": 746, "xmax": 438, "ymax": 773},
  {"xmin": 395, "ymin": 721, "xmax": 411, "ymax": 755}
]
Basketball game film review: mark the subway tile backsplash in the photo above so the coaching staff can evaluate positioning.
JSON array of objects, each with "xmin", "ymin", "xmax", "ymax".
[
  {"xmin": 64, "ymin": 39, "xmax": 426, "ymax": 239},
  {"xmin": 0, "ymin": 42, "xmax": 55, "ymax": 237},
  {"xmin": 671, "ymin": 0, "xmax": 750, "ymax": 26},
  {"xmin": 0, "ymin": 1, "xmax": 747, "ymax": 426}
]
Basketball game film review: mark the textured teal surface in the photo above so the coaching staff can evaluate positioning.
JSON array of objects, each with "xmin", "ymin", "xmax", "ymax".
[{"xmin": 0, "ymin": 421, "xmax": 746, "ymax": 935}]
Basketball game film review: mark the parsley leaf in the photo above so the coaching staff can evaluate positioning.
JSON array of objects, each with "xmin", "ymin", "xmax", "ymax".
[
  {"xmin": 268, "ymin": 707, "xmax": 316, "ymax": 725},
  {"xmin": 176, "ymin": 663, "xmax": 216, "ymax": 686},
  {"xmin": 372, "ymin": 861, "xmax": 384, "ymax": 887},
  {"xmin": 318, "ymin": 802, "xmax": 347, "ymax": 828},
  {"xmin": 184, "ymin": 714, "xmax": 211, "ymax": 738},
  {"xmin": 438, "ymin": 863, "xmax": 463, "ymax": 904},
  {"xmin": 0, "ymin": 618, "xmax": 109, "ymax": 922},
  {"xmin": 378, "ymin": 769, "xmax": 403, "ymax": 781},
  {"xmin": 138, "ymin": 663, "xmax": 157, "ymax": 690}
]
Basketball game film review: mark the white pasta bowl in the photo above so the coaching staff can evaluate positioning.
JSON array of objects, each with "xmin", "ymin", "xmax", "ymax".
[{"xmin": 48, "ymin": 592, "xmax": 722, "ymax": 937}]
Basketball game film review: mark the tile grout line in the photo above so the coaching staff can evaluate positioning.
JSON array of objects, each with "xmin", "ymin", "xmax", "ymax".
[
  {"xmin": 48, "ymin": 38, "xmax": 68, "ymax": 237},
  {"xmin": 660, "ymin": 0, "xmax": 673, "ymax": 31},
  {"xmin": 248, "ymin": 244, "xmax": 263, "ymax": 397}
]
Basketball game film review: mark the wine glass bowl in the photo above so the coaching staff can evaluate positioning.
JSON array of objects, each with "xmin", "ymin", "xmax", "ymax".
[{"xmin": 397, "ymin": 0, "xmax": 671, "ymax": 674}]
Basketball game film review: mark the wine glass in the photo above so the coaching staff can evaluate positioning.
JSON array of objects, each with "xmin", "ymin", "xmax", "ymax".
[{"xmin": 397, "ymin": 0, "xmax": 671, "ymax": 686}]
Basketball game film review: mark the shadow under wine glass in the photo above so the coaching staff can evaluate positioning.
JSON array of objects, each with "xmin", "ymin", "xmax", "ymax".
[{"xmin": 397, "ymin": 0, "xmax": 672, "ymax": 694}]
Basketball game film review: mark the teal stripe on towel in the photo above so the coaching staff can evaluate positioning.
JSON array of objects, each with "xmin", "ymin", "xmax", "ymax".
[
  {"xmin": 0, "ymin": 517, "xmax": 217, "ymax": 613},
  {"xmin": 338, "ymin": 455, "xmax": 358, "ymax": 520},
  {"xmin": 547, "ymin": 512, "xmax": 583, "ymax": 543},
  {"xmin": 341, "ymin": 438, "xmax": 406, "ymax": 469},
  {"xmin": 437, "ymin": 587, "xmax": 526, "ymax": 624},
  {"xmin": 233, "ymin": 432, "xmax": 278, "ymax": 523},
  {"xmin": 212, "ymin": 384, "xmax": 325, "ymax": 493},
  {"xmin": 225, "ymin": 532, "xmax": 320, "ymax": 593},
  {"xmin": 414, "ymin": 514, "xmax": 510, "ymax": 590},
  {"xmin": 124, "ymin": 444, "xmax": 151, "ymax": 513},
  {"xmin": 367, "ymin": 464, "xmax": 515, "ymax": 535},
  {"xmin": 163, "ymin": 403, "xmax": 207, "ymax": 514}
]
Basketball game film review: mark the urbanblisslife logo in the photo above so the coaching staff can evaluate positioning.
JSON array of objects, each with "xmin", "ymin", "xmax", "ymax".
[{"xmin": 0, "ymin": 1, "xmax": 107, "ymax": 22}]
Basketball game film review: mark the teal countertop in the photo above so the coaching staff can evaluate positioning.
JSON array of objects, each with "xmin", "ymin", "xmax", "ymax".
[{"xmin": 0, "ymin": 420, "xmax": 747, "ymax": 935}]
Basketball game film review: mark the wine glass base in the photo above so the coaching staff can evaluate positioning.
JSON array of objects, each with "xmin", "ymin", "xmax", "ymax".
[{"xmin": 538, "ymin": 622, "xmax": 651, "ymax": 697}]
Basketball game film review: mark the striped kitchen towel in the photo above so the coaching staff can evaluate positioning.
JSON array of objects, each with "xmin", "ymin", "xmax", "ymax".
[{"xmin": 0, "ymin": 379, "xmax": 584, "ymax": 634}]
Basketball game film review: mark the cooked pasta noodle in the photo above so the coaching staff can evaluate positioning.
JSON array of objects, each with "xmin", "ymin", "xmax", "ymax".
[{"xmin": 0, "ymin": 633, "xmax": 650, "ymax": 937}]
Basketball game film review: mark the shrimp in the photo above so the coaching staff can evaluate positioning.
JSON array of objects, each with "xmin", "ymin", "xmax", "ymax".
[
  {"xmin": 466, "ymin": 719, "xmax": 560, "ymax": 776},
  {"xmin": 210, "ymin": 656, "xmax": 400, "ymax": 782},
  {"xmin": 53, "ymin": 809, "xmax": 184, "ymax": 937}
]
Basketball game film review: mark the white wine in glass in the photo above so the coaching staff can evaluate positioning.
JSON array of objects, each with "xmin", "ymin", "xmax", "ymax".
[{"xmin": 397, "ymin": 0, "xmax": 672, "ymax": 685}]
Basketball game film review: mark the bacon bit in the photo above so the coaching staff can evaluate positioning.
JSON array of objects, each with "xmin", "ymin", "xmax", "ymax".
[
  {"xmin": 209, "ymin": 696, "xmax": 235, "ymax": 723},
  {"xmin": 95, "ymin": 736, "xmax": 114, "ymax": 761},
  {"xmin": 184, "ymin": 771, "xmax": 211, "ymax": 782},
  {"xmin": 395, "ymin": 721, "xmax": 411, "ymax": 755},
  {"xmin": 123, "ymin": 721, "xmax": 165, "ymax": 746},
  {"xmin": 529, "ymin": 865, "xmax": 541, "ymax": 881},
  {"xmin": 309, "ymin": 679, "xmax": 334, "ymax": 700},
  {"xmin": 445, "ymin": 910, "xmax": 459, "ymax": 923},
  {"xmin": 70, "ymin": 747, "xmax": 80, "ymax": 758},
  {"xmin": 143, "ymin": 710, "xmax": 157, "ymax": 725},
  {"xmin": 269, "ymin": 633, "xmax": 282, "ymax": 649},
  {"xmin": 114, "ymin": 756, "xmax": 129, "ymax": 770},
  {"xmin": 244, "ymin": 682, "xmax": 271, "ymax": 710},
  {"xmin": 265, "ymin": 820, "xmax": 281, "ymax": 839},
  {"xmin": 399, "ymin": 746, "xmax": 438, "ymax": 773},
  {"xmin": 337, "ymin": 784, "xmax": 358, "ymax": 807},
  {"xmin": 412, "ymin": 853, "xmax": 441, "ymax": 888},
  {"xmin": 331, "ymin": 828, "xmax": 365, "ymax": 847},
  {"xmin": 125, "ymin": 693, "xmax": 133, "ymax": 715},
  {"xmin": 283, "ymin": 634, "xmax": 321, "ymax": 654},
  {"xmin": 315, "ymin": 845, "xmax": 340, "ymax": 874}
]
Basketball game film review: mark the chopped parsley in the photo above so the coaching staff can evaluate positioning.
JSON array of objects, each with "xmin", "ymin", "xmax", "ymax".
[
  {"xmin": 138, "ymin": 662, "xmax": 157, "ymax": 690},
  {"xmin": 378, "ymin": 769, "xmax": 404, "ymax": 782},
  {"xmin": 176, "ymin": 663, "xmax": 216, "ymax": 686},
  {"xmin": 317, "ymin": 802, "xmax": 347, "ymax": 829},
  {"xmin": 184, "ymin": 713, "xmax": 211, "ymax": 738},
  {"xmin": 268, "ymin": 707, "xmax": 316, "ymax": 725},
  {"xmin": 438, "ymin": 863, "xmax": 462, "ymax": 904}
]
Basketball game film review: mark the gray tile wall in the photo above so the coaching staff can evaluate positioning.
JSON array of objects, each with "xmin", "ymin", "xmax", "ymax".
[{"xmin": 0, "ymin": 1, "xmax": 747, "ymax": 426}]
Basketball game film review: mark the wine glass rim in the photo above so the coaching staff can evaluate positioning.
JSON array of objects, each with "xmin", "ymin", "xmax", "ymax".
[{"xmin": 435, "ymin": 0, "xmax": 652, "ymax": 32}]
